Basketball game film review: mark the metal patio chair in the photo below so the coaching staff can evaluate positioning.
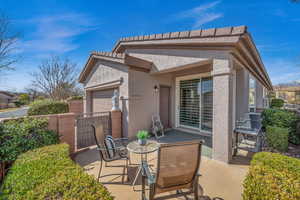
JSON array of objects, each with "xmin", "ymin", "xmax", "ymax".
[
  {"xmin": 233, "ymin": 113, "xmax": 264, "ymax": 155},
  {"xmin": 145, "ymin": 140, "xmax": 202, "ymax": 200},
  {"xmin": 91, "ymin": 124, "xmax": 130, "ymax": 182},
  {"xmin": 152, "ymin": 115, "xmax": 164, "ymax": 139}
]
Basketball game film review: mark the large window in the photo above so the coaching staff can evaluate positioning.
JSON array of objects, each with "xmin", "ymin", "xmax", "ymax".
[
  {"xmin": 249, "ymin": 77, "xmax": 256, "ymax": 112},
  {"xmin": 201, "ymin": 77, "xmax": 213, "ymax": 131},
  {"xmin": 178, "ymin": 76, "xmax": 213, "ymax": 132}
]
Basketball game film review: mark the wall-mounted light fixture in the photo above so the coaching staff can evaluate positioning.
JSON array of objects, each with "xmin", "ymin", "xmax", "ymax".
[{"xmin": 154, "ymin": 85, "xmax": 159, "ymax": 93}]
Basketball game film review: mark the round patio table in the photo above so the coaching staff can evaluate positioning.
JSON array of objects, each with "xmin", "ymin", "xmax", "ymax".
[{"xmin": 127, "ymin": 140, "xmax": 159, "ymax": 200}]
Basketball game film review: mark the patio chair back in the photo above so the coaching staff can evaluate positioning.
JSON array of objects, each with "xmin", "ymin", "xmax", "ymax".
[
  {"xmin": 154, "ymin": 140, "xmax": 202, "ymax": 195},
  {"xmin": 152, "ymin": 115, "xmax": 164, "ymax": 139},
  {"xmin": 91, "ymin": 124, "xmax": 115, "ymax": 161},
  {"xmin": 249, "ymin": 113, "xmax": 262, "ymax": 131}
]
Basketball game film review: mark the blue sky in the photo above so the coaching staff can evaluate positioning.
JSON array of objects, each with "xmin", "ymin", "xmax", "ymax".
[{"xmin": 0, "ymin": 0, "xmax": 299, "ymax": 91}]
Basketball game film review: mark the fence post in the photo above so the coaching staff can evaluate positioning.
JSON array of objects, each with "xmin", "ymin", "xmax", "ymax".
[{"xmin": 111, "ymin": 89, "xmax": 122, "ymax": 138}]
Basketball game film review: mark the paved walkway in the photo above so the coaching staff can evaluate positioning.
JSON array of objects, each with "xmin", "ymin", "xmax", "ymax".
[
  {"xmin": 0, "ymin": 107, "xmax": 28, "ymax": 118},
  {"xmin": 75, "ymin": 146, "xmax": 250, "ymax": 200}
]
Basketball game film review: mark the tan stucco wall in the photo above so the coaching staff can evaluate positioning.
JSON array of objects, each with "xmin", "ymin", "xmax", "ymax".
[
  {"xmin": 127, "ymin": 69, "xmax": 173, "ymax": 138},
  {"xmin": 125, "ymin": 48, "xmax": 228, "ymax": 72},
  {"xmin": 236, "ymin": 67, "xmax": 250, "ymax": 120},
  {"xmin": 83, "ymin": 60, "xmax": 129, "ymax": 137},
  {"xmin": 255, "ymin": 81, "xmax": 264, "ymax": 109}
]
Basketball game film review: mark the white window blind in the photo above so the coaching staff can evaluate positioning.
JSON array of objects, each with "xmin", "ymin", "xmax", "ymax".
[
  {"xmin": 179, "ymin": 79, "xmax": 200, "ymax": 128},
  {"xmin": 179, "ymin": 77, "xmax": 213, "ymax": 132},
  {"xmin": 201, "ymin": 77, "xmax": 213, "ymax": 131}
]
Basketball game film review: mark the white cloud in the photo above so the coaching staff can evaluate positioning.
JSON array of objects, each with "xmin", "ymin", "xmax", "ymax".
[
  {"xmin": 264, "ymin": 58, "xmax": 300, "ymax": 85},
  {"xmin": 193, "ymin": 13, "xmax": 223, "ymax": 28},
  {"xmin": 18, "ymin": 13, "xmax": 99, "ymax": 55},
  {"xmin": 257, "ymin": 43, "xmax": 291, "ymax": 52},
  {"xmin": 273, "ymin": 9, "xmax": 286, "ymax": 17},
  {"xmin": 175, "ymin": 1, "xmax": 223, "ymax": 28}
]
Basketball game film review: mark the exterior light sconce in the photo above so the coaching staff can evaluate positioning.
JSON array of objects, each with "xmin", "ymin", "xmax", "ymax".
[{"xmin": 154, "ymin": 85, "xmax": 159, "ymax": 93}]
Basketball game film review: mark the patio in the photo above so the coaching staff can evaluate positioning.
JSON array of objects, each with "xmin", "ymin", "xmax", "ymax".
[{"xmin": 74, "ymin": 130, "xmax": 249, "ymax": 200}]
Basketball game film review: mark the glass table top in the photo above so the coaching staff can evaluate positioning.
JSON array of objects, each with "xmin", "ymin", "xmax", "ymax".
[{"xmin": 127, "ymin": 140, "xmax": 159, "ymax": 154}]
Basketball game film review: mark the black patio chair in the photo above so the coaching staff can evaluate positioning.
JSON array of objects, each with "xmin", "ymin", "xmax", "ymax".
[{"xmin": 91, "ymin": 124, "xmax": 130, "ymax": 182}]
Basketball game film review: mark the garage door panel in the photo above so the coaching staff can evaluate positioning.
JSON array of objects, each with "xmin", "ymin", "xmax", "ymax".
[{"xmin": 92, "ymin": 89, "xmax": 116, "ymax": 112}]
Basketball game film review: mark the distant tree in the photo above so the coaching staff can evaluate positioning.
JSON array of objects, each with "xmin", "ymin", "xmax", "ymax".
[
  {"xmin": 24, "ymin": 85, "xmax": 45, "ymax": 101},
  {"xmin": 0, "ymin": 13, "xmax": 19, "ymax": 74},
  {"xmin": 31, "ymin": 56, "xmax": 79, "ymax": 100},
  {"xmin": 18, "ymin": 93, "xmax": 30, "ymax": 105}
]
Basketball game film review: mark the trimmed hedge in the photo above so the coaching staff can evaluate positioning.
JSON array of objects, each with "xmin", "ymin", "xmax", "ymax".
[
  {"xmin": 262, "ymin": 108, "xmax": 300, "ymax": 145},
  {"xmin": 243, "ymin": 152, "xmax": 300, "ymax": 200},
  {"xmin": 0, "ymin": 117, "xmax": 59, "ymax": 162},
  {"xmin": 67, "ymin": 96, "xmax": 83, "ymax": 100},
  {"xmin": 270, "ymin": 98, "xmax": 284, "ymax": 108},
  {"xmin": 0, "ymin": 144, "xmax": 114, "ymax": 200},
  {"xmin": 28, "ymin": 99, "xmax": 69, "ymax": 116},
  {"xmin": 266, "ymin": 126, "xmax": 289, "ymax": 152}
]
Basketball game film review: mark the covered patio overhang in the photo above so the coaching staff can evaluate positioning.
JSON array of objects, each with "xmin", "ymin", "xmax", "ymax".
[{"xmin": 150, "ymin": 59, "xmax": 213, "ymax": 75}]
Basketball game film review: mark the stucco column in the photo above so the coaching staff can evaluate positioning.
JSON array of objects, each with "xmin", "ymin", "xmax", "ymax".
[
  {"xmin": 111, "ymin": 110, "xmax": 122, "ymax": 138},
  {"xmin": 212, "ymin": 59, "xmax": 234, "ymax": 163},
  {"xmin": 255, "ymin": 81, "xmax": 264, "ymax": 110},
  {"xmin": 84, "ymin": 91, "xmax": 92, "ymax": 113}
]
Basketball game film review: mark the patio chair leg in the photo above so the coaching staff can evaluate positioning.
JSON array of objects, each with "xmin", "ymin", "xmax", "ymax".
[
  {"xmin": 126, "ymin": 158, "xmax": 129, "ymax": 182},
  {"xmin": 97, "ymin": 159, "xmax": 103, "ymax": 182},
  {"xmin": 194, "ymin": 178, "xmax": 199, "ymax": 200}
]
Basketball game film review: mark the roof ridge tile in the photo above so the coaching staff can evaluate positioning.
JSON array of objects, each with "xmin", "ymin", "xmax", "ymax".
[
  {"xmin": 117, "ymin": 25, "xmax": 247, "ymax": 43},
  {"xmin": 91, "ymin": 51, "xmax": 125, "ymax": 59}
]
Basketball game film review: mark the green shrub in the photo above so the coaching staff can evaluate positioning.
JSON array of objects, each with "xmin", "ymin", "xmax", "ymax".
[
  {"xmin": 67, "ymin": 95, "xmax": 83, "ymax": 100},
  {"xmin": 28, "ymin": 99, "xmax": 69, "ymax": 116},
  {"xmin": 243, "ymin": 152, "xmax": 300, "ymax": 200},
  {"xmin": 270, "ymin": 98, "xmax": 284, "ymax": 108},
  {"xmin": 18, "ymin": 93, "xmax": 30, "ymax": 105},
  {"xmin": 266, "ymin": 126, "xmax": 289, "ymax": 152},
  {"xmin": 0, "ymin": 117, "xmax": 59, "ymax": 162},
  {"xmin": 0, "ymin": 144, "xmax": 114, "ymax": 200},
  {"xmin": 262, "ymin": 108, "xmax": 300, "ymax": 145}
]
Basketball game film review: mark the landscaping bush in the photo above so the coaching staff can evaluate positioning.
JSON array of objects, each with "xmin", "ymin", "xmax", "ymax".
[
  {"xmin": 243, "ymin": 152, "xmax": 300, "ymax": 200},
  {"xmin": 262, "ymin": 108, "xmax": 300, "ymax": 145},
  {"xmin": 0, "ymin": 144, "xmax": 114, "ymax": 200},
  {"xmin": 28, "ymin": 99, "xmax": 69, "ymax": 116},
  {"xmin": 0, "ymin": 117, "xmax": 59, "ymax": 162},
  {"xmin": 67, "ymin": 95, "xmax": 83, "ymax": 100},
  {"xmin": 266, "ymin": 126, "xmax": 289, "ymax": 152},
  {"xmin": 270, "ymin": 98, "xmax": 284, "ymax": 108}
]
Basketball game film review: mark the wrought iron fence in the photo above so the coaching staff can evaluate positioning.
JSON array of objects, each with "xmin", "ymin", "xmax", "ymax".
[{"xmin": 76, "ymin": 112, "xmax": 111, "ymax": 149}]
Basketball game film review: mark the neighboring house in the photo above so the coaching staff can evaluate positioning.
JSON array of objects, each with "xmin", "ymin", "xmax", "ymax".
[
  {"xmin": 0, "ymin": 91, "xmax": 15, "ymax": 109},
  {"xmin": 79, "ymin": 26, "xmax": 272, "ymax": 163},
  {"xmin": 274, "ymin": 85, "xmax": 300, "ymax": 104}
]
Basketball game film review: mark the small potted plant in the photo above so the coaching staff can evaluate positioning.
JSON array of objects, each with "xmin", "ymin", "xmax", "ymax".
[{"xmin": 136, "ymin": 130, "xmax": 149, "ymax": 146}]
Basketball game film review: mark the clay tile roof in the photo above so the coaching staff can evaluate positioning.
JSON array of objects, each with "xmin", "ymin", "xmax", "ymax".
[
  {"xmin": 112, "ymin": 25, "xmax": 247, "ymax": 52},
  {"xmin": 91, "ymin": 51, "xmax": 125, "ymax": 59}
]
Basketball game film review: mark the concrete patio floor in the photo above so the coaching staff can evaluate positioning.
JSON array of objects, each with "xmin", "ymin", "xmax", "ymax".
[{"xmin": 75, "ymin": 145, "xmax": 250, "ymax": 200}]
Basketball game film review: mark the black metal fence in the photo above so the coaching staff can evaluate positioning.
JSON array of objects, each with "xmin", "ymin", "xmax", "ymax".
[{"xmin": 76, "ymin": 112, "xmax": 111, "ymax": 149}]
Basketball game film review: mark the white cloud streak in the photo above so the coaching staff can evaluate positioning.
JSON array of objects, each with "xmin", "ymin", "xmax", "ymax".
[
  {"xmin": 264, "ymin": 58, "xmax": 300, "ymax": 84},
  {"xmin": 175, "ymin": 1, "xmax": 223, "ymax": 28},
  {"xmin": 18, "ymin": 13, "xmax": 99, "ymax": 55}
]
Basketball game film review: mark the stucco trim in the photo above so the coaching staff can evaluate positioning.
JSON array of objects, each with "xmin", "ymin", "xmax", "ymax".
[
  {"xmin": 150, "ymin": 59, "xmax": 212, "ymax": 75},
  {"xmin": 79, "ymin": 53, "xmax": 153, "ymax": 83},
  {"xmin": 85, "ymin": 78, "xmax": 123, "ymax": 91}
]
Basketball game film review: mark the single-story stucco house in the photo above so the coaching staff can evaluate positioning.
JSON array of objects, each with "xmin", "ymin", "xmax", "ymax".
[
  {"xmin": 79, "ymin": 25, "xmax": 272, "ymax": 163},
  {"xmin": 0, "ymin": 91, "xmax": 15, "ymax": 109}
]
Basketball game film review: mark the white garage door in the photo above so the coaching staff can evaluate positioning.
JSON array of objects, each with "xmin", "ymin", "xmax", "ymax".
[{"xmin": 92, "ymin": 89, "xmax": 116, "ymax": 113}]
